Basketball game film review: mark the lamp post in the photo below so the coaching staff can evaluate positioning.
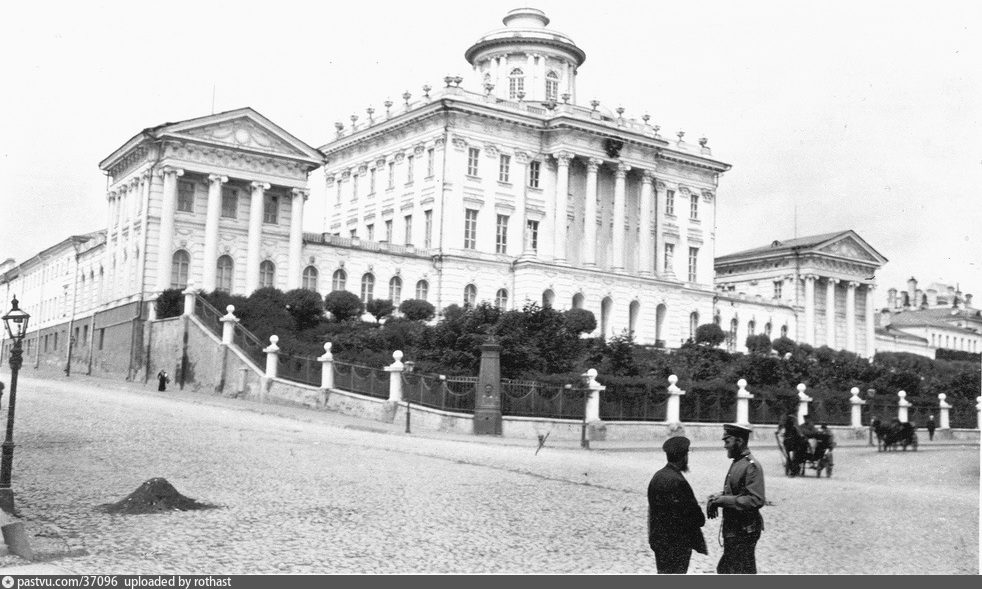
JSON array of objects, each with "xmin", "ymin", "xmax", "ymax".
[{"xmin": 1, "ymin": 296, "xmax": 30, "ymax": 513}]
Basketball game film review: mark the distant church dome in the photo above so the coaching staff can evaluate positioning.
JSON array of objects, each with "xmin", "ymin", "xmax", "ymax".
[{"xmin": 464, "ymin": 8, "xmax": 586, "ymax": 104}]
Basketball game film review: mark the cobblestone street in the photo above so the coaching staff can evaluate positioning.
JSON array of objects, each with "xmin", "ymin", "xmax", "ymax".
[{"xmin": 0, "ymin": 374, "xmax": 978, "ymax": 574}]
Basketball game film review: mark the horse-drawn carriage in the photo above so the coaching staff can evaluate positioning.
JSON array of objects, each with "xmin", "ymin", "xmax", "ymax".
[
  {"xmin": 776, "ymin": 416, "xmax": 835, "ymax": 477},
  {"xmin": 873, "ymin": 419, "xmax": 918, "ymax": 451}
]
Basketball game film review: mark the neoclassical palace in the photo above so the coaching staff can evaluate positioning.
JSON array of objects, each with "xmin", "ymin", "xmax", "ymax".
[{"xmin": 1, "ymin": 8, "xmax": 910, "ymax": 377}]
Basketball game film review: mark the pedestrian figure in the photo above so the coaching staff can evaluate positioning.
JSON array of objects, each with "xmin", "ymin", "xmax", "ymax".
[
  {"xmin": 870, "ymin": 417, "xmax": 882, "ymax": 448},
  {"xmin": 707, "ymin": 423, "xmax": 766, "ymax": 574},
  {"xmin": 926, "ymin": 415, "xmax": 936, "ymax": 441},
  {"xmin": 647, "ymin": 436, "xmax": 707, "ymax": 574},
  {"xmin": 157, "ymin": 370, "xmax": 170, "ymax": 392}
]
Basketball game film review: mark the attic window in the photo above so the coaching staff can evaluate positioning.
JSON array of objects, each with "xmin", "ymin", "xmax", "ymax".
[{"xmin": 771, "ymin": 240, "xmax": 782, "ymax": 247}]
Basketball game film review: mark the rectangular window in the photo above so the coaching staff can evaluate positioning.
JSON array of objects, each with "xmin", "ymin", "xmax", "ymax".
[
  {"xmin": 424, "ymin": 210, "xmax": 433, "ymax": 249},
  {"xmin": 369, "ymin": 168, "xmax": 376, "ymax": 194},
  {"xmin": 774, "ymin": 281, "xmax": 783, "ymax": 299},
  {"xmin": 98, "ymin": 328, "xmax": 105, "ymax": 351},
  {"xmin": 496, "ymin": 214, "xmax": 509, "ymax": 254},
  {"xmin": 388, "ymin": 162, "xmax": 395, "ymax": 189},
  {"xmin": 352, "ymin": 174, "xmax": 359, "ymax": 200},
  {"xmin": 498, "ymin": 154, "xmax": 511, "ymax": 183},
  {"xmin": 404, "ymin": 215, "xmax": 413, "ymax": 246},
  {"xmin": 177, "ymin": 181, "xmax": 195, "ymax": 213},
  {"xmin": 384, "ymin": 220, "xmax": 392, "ymax": 243},
  {"xmin": 427, "ymin": 148, "xmax": 435, "ymax": 177},
  {"xmin": 666, "ymin": 190, "xmax": 675, "ymax": 216},
  {"xmin": 690, "ymin": 193, "xmax": 699, "ymax": 220},
  {"xmin": 526, "ymin": 220, "xmax": 539, "ymax": 252},
  {"xmin": 406, "ymin": 155, "xmax": 415, "ymax": 184},
  {"xmin": 664, "ymin": 243, "xmax": 675, "ymax": 271},
  {"xmin": 464, "ymin": 209, "xmax": 478, "ymax": 249},
  {"xmin": 336, "ymin": 179, "xmax": 343, "ymax": 203},
  {"xmin": 350, "ymin": 228, "xmax": 357, "ymax": 238},
  {"xmin": 54, "ymin": 331, "xmax": 58, "ymax": 351},
  {"xmin": 221, "ymin": 187, "xmax": 238, "ymax": 218},
  {"xmin": 366, "ymin": 224, "xmax": 374, "ymax": 241},
  {"xmin": 263, "ymin": 195, "xmax": 278, "ymax": 224},
  {"xmin": 467, "ymin": 148, "xmax": 480, "ymax": 177},
  {"xmin": 688, "ymin": 247, "xmax": 698, "ymax": 282},
  {"xmin": 528, "ymin": 160, "xmax": 541, "ymax": 188},
  {"xmin": 82, "ymin": 324, "xmax": 88, "ymax": 345}
]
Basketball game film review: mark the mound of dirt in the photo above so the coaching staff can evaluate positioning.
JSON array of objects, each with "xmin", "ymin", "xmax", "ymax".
[{"xmin": 98, "ymin": 478, "xmax": 218, "ymax": 514}]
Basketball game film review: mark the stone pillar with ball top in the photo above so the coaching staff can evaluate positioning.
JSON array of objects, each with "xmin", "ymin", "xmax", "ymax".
[
  {"xmin": 736, "ymin": 379, "xmax": 753, "ymax": 425},
  {"xmin": 796, "ymin": 383, "xmax": 812, "ymax": 424},
  {"xmin": 897, "ymin": 390, "xmax": 910, "ymax": 423},
  {"xmin": 850, "ymin": 387, "xmax": 865, "ymax": 429},
  {"xmin": 474, "ymin": 338, "xmax": 502, "ymax": 435}
]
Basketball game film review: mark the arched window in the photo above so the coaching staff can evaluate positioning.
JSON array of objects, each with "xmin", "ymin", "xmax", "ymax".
[
  {"xmin": 601, "ymin": 297, "xmax": 613, "ymax": 339},
  {"xmin": 764, "ymin": 322, "xmax": 772, "ymax": 337},
  {"xmin": 495, "ymin": 288, "xmax": 508, "ymax": 309},
  {"xmin": 508, "ymin": 68, "xmax": 524, "ymax": 99},
  {"xmin": 416, "ymin": 280, "xmax": 429, "ymax": 301},
  {"xmin": 689, "ymin": 312, "xmax": 699, "ymax": 340},
  {"xmin": 389, "ymin": 276, "xmax": 403, "ymax": 305},
  {"xmin": 572, "ymin": 293, "xmax": 584, "ymax": 309},
  {"xmin": 545, "ymin": 70, "xmax": 559, "ymax": 101},
  {"xmin": 748, "ymin": 320, "xmax": 756, "ymax": 336},
  {"xmin": 464, "ymin": 284, "xmax": 477, "ymax": 308},
  {"xmin": 302, "ymin": 266, "xmax": 318, "ymax": 291},
  {"xmin": 259, "ymin": 261, "xmax": 275, "ymax": 288},
  {"xmin": 729, "ymin": 318, "xmax": 738, "ymax": 352},
  {"xmin": 217, "ymin": 255, "xmax": 234, "ymax": 293},
  {"xmin": 655, "ymin": 304, "xmax": 667, "ymax": 345},
  {"xmin": 361, "ymin": 273, "xmax": 375, "ymax": 303},
  {"xmin": 781, "ymin": 324, "xmax": 789, "ymax": 337},
  {"xmin": 332, "ymin": 269, "xmax": 347, "ymax": 291},
  {"xmin": 629, "ymin": 300, "xmax": 641, "ymax": 337},
  {"xmin": 542, "ymin": 289, "xmax": 555, "ymax": 308},
  {"xmin": 170, "ymin": 250, "xmax": 190, "ymax": 289},
  {"xmin": 714, "ymin": 312, "xmax": 721, "ymax": 325}
]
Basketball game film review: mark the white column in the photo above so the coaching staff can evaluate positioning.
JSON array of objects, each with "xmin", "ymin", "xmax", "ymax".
[
  {"xmin": 796, "ymin": 383, "xmax": 812, "ymax": 423},
  {"xmin": 319, "ymin": 343, "xmax": 334, "ymax": 390},
  {"xmin": 612, "ymin": 163, "xmax": 631, "ymax": 271},
  {"xmin": 509, "ymin": 152, "xmax": 529, "ymax": 257},
  {"xmin": 287, "ymin": 188, "xmax": 308, "ymax": 290},
  {"xmin": 666, "ymin": 374, "xmax": 684, "ymax": 424},
  {"xmin": 849, "ymin": 387, "xmax": 865, "ymax": 428},
  {"xmin": 125, "ymin": 178, "xmax": 139, "ymax": 291},
  {"xmin": 552, "ymin": 151, "xmax": 572, "ymax": 264},
  {"xmin": 654, "ymin": 181, "xmax": 666, "ymax": 276},
  {"xmin": 155, "ymin": 167, "xmax": 184, "ymax": 292},
  {"xmin": 736, "ymin": 379, "xmax": 753, "ymax": 425},
  {"xmin": 826, "ymin": 278, "xmax": 838, "ymax": 348},
  {"xmin": 804, "ymin": 275, "xmax": 817, "ymax": 346},
  {"xmin": 220, "ymin": 305, "xmax": 238, "ymax": 345},
  {"xmin": 263, "ymin": 335, "xmax": 280, "ymax": 379},
  {"xmin": 202, "ymin": 174, "xmax": 227, "ymax": 292},
  {"xmin": 865, "ymin": 284, "xmax": 877, "ymax": 357},
  {"xmin": 897, "ymin": 390, "xmax": 910, "ymax": 423},
  {"xmin": 582, "ymin": 158, "xmax": 601, "ymax": 266},
  {"xmin": 182, "ymin": 287, "xmax": 196, "ymax": 316},
  {"xmin": 639, "ymin": 171, "xmax": 654, "ymax": 276},
  {"xmin": 846, "ymin": 281, "xmax": 858, "ymax": 352},
  {"xmin": 245, "ymin": 181, "xmax": 270, "ymax": 294},
  {"xmin": 135, "ymin": 172, "xmax": 151, "ymax": 295},
  {"xmin": 938, "ymin": 393, "xmax": 951, "ymax": 429},
  {"xmin": 386, "ymin": 350, "xmax": 405, "ymax": 402}
]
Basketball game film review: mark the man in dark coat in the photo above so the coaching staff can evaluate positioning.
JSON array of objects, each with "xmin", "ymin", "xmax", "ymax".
[
  {"xmin": 926, "ymin": 415, "xmax": 936, "ymax": 441},
  {"xmin": 647, "ymin": 435, "xmax": 707, "ymax": 574},
  {"xmin": 707, "ymin": 423, "xmax": 766, "ymax": 574}
]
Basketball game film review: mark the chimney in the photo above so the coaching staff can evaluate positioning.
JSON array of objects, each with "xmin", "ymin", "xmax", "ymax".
[
  {"xmin": 916, "ymin": 289, "xmax": 925, "ymax": 308},
  {"xmin": 927, "ymin": 288, "xmax": 938, "ymax": 307},
  {"xmin": 887, "ymin": 288, "xmax": 897, "ymax": 309},
  {"xmin": 965, "ymin": 293, "xmax": 973, "ymax": 307},
  {"xmin": 879, "ymin": 309, "xmax": 892, "ymax": 328},
  {"xmin": 907, "ymin": 277, "xmax": 917, "ymax": 309}
]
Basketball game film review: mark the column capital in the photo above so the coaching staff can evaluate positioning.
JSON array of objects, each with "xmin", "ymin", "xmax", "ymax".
[
  {"xmin": 827, "ymin": 277, "xmax": 839, "ymax": 285},
  {"xmin": 291, "ymin": 187, "xmax": 310, "ymax": 201},
  {"xmin": 128, "ymin": 177, "xmax": 141, "ymax": 189},
  {"xmin": 587, "ymin": 157, "xmax": 604, "ymax": 172},
  {"xmin": 160, "ymin": 166, "xmax": 184, "ymax": 178},
  {"xmin": 553, "ymin": 151, "xmax": 574, "ymax": 165},
  {"xmin": 208, "ymin": 174, "xmax": 229, "ymax": 185},
  {"xmin": 250, "ymin": 181, "xmax": 271, "ymax": 191},
  {"xmin": 848, "ymin": 281, "xmax": 861, "ymax": 289},
  {"xmin": 804, "ymin": 274, "xmax": 819, "ymax": 282},
  {"xmin": 655, "ymin": 180, "xmax": 667, "ymax": 191},
  {"xmin": 107, "ymin": 190, "xmax": 118, "ymax": 200},
  {"xmin": 514, "ymin": 150, "xmax": 531, "ymax": 164},
  {"xmin": 615, "ymin": 162, "xmax": 632, "ymax": 177},
  {"xmin": 641, "ymin": 169, "xmax": 655, "ymax": 184}
]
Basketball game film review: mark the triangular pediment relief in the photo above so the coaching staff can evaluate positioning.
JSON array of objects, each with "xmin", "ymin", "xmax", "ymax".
[
  {"xmin": 175, "ymin": 118, "xmax": 310, "ymax": 159},
  {"xmin": 816, "ymin": 234, "xmax": 883, "ymax": 264}
]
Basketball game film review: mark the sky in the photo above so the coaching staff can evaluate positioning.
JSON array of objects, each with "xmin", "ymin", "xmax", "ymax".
[{"xmin": 1, "ymin": 0, "xmax": 979, "ymax": 303}]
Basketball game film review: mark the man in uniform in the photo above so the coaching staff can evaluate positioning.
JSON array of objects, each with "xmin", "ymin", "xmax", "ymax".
[
  {"xmin": 647, "ymin": 436, "xmax": 707, "ymax": 573},
  {"xmin": 707, "ymin": 423, "xmax": 766, "ymax": 574}
]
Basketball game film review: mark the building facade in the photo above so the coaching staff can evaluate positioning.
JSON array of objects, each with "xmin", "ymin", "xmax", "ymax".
[{"xmin": 875, "ymin": 276, "xmax": 981, "ymax": 358}]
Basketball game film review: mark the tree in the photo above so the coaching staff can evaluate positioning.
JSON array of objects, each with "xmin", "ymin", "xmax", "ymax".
[
  {"xmin": 284, "ymin": 289, "xmax": 324, "ymax": 331},
  {"xmin": 745, "ymin": 334, "xmax": 772, "ymax": 355},
  {"xmin": 695, "ymin": 323, "xmax": 725, "ymax": 347},
  {"xmin": 564, "ymin": 308, "xmax": 597, "ymax": 335},
  {"xmin": 771, "ymin": 336, "xmax": 796, "ymax": 358},
  {"xmin": 399, "ymin": 299, "xmax": 436, "ymax": 322},
  {"xmin": 366, "ymin": 298, "xmax": 395, "ymax": 323},
  {"xmin": 155, "ymin": 289, "xmax": 184, "ymax": 319},
  {"xmin": 324, "ymin": 290, "xmax": 364, "ymax": 322}
]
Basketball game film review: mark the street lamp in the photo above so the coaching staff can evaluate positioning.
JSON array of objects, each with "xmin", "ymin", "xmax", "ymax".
[{"xmin": 1, "ymin": 296, "xmax": 30, "ymax": 513}]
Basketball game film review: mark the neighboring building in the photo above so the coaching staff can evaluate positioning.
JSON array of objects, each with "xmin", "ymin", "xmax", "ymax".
[
  {"xmin": 875, "ymin": 276, "xmax": 981, "ymax": 358},
  {"xmin": 714, "ymin": 230, "xmax": 887, "ymax": 357}
]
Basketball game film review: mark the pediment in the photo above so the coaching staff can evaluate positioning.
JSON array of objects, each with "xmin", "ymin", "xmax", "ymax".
[
  {"xmin": 174, "ymin": 118, "xmax": 309, "ymax": 159},
  {"xmin": 817, "ymin": 235, "xmax": 882, "ymax": 264}
]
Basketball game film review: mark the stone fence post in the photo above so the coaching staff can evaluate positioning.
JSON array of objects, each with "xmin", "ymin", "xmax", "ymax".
[
  {"xmin": 318, "ymin": 342, "xmax": 334, "ymax": 390},
  {"xmin": 666, "ymin": 375, "xmax": 684, "ymax": 424},
  {"xmin": 849, "ymin": 387, "xmax": 865, "ymax": 428},
  {"xmin": 938, "ymin": 393, "xmax": 951, "ymax": 430},
  {"xmin": 897, "ymin": 390, "xmax": 910, "ymax": 423},
  {"xmin": 385, "ymin": 350, "xmax": 404, "ymax": 403},
  {"xmin": 220, "ymin": 305, "xmax": 238, "ymax": 345},
  {"xmin": 263, "ymin": 335, "xmax": 279, "ymax": 379},
  {"xmin": 976, "ymin": 396, "xmax": 982, "ymax": 430},
  {"xmin": 796, "ymin": 383, "xmax": 812, "ymax": 424},
  {"xmin": 735, "ymin": 379, "xmax": 752, "ymax": 425},
  {"xmin": 582, "ymin": 368, "xmax": 604, "ymax": 422},
  {"xmin": 182, "ymin": 287, "xmax": 196, "ymax": 317}
]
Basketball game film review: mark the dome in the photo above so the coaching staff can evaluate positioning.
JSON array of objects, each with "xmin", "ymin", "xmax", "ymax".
[{"xmin": 464, "ymin": 8, "xmax": 586, "ymax": 67}]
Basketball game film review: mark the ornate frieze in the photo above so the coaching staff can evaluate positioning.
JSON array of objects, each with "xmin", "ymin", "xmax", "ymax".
[{"xmin": 160, "ymin": 141, "xmax": 310, "ymax": 181}]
